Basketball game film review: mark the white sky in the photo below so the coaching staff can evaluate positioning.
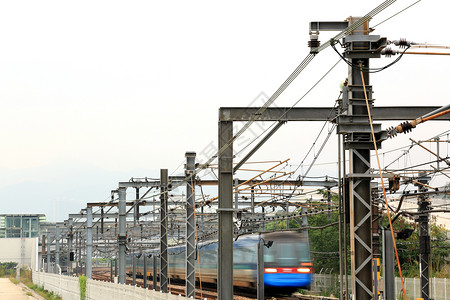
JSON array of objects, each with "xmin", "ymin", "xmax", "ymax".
[{"xmin": 0, "ymin": 0, "xmax": 449, "ymax": 221}]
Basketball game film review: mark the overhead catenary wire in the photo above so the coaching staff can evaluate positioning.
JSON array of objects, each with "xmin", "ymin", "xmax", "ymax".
[
  {"xmin": 82, "ymin": 0, "xmax": 402, "ymax": 228},
  {"xmin": 371, "ymin": 0, "xmax": 422, "ymax": 29}
]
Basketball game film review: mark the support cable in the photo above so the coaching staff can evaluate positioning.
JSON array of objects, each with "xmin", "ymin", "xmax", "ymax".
[
  {"xmin": 371, "ymin": 0, "xmax": 422, "ymax": 29},
  {"xmin": 359, "ymin": 64, "xmax": 408, "ymax": 299}
]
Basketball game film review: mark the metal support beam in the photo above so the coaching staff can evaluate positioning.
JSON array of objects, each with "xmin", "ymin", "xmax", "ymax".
[
  {"xmin": 382, "ymin": 229, "xmax": 395, "ymax": 300},
  {"xmin": 233, "ymin": 121, "xmax": 286, "ymax": 173},
  {"xmin": 218, "ymin": 120, "xmax": 234, "ymax": 300},
  {"xmin": 185, "ymin": 152, "xmax": 196, "ymax": 298},
  {"xmin": 417, "ymin": 176, "xmax": 431, "ymax": 300},
  {"xmin": 54, "ymin": 225, "xmax": 60, "ymax": 274},
  {"xmin": 68, "ymin": 218, "xmax": 73, "ymax": 275},
  {"xmin": 160, "ymin": 169, "xmax": 169, "ymax": 293},
  {"xmin": 77, "ymin": 232, "xmax": 81, "ymax": 276},
  {"xmin": 110, "ymin": 259, "xmax": 113, "ymax": 283},
  {"xmin": 46, "ymin": 234, "xmax": 51, "ymax": 273},
  {"xmin": 257, "ymin": 238, "xmax": 264, "ymax": 300},
  {"xmin": 347, "ymin": 18, "xmax": 373, "ymax": 299},
  {"xmin": 86, "ymin": 207, "xmax": 93, "ymax": 279},
  {"xmin": 143, "ymin": 255, "xmax": 148, "ymax": 288},
  {"xmin": 134, "ymin": 188, "xmax": 140, "ymax": 226},
  {"xmin": 153, "ymin": 254, "xmax": 157, "ymax": 290},
  {"xmin": 118, "ymin": 187, "xmax": 127, "ymax": 284},
  {"xmin": 219, "ymin": 106, "xmax": 450, "ymax": 122},
  {"xmin": 132, "ymin": 256, "xmax": 137, "ymax": 285}
]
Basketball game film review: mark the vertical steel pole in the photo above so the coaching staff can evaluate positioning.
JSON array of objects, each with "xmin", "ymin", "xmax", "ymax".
[
  {"xmin": 342, "ymin": 138, "xmax": 348, "ymax": 297},
  {"xmin": 41, "ymin": 234, "xmax": 46, "ymax": 272},
  {"xmin": 153, "ymin": 254, "xmax": 157, "ymax": 290},
  {"xmin": 218, "ymin": 120, "xmax": 234, "ymax": 300},
  {"xmin": 110, "ymin": 259, "xmax": 113, "ymax": 282},
  {"xmin": 286, "ymin": 202, "xmax": 289, "ymax": 229},
  {"xmin": 185, "ymin": 152, "xmax": 196, "ymax": 298},
  {"xmin": 347, "ymin": 18, "xmax": 373, "ymax": 300},
  {"xmin": 418, "ymin": 178, "xmax": 430, "ymax": 300},
  {"xmin": 55, "ymin": 225, "xmax": 60, "ymax": 274},
  {"xmin": 302, "ymin": 205, "xmax": 309, "ymax": 240},
  {"xmin": 114, "ymin": 257, "xmax": 117, "ymax": 277},
  {"xmin": 132, "ymin": 256, "xmax": 137, "ymax": 285},
  {"xmin": 160, "ymin": 169, "xmax": 169, "ymax": 293},
  {"xmin": 382, "ymin": 229, "xmax": 395, "ymax": 300},
  {"xmin": 46, "ymin": 234, "xmax": 51, "ymax": 273},
  {"xmin": 338, "ymin": 133, "xmax": 344, "ymax": 300},
  {"xmin": 86, "ymin": 207, "xmax": 93, "ymax": 279},
  {"xmin": 257, "ymin": 238, "xmax": 264, "ymax": 300},
  {"xmin": 134, "ymin": 188, "xmax": 140, "ymax": 226},
  {"xmin": 118, "ymin": 187, "xmax": 127, "ymax": 284},
  {"xmin": 234, "ymin": 177, "xmax": 239, "ymax": 209},
  {"xmin": 251, "ymin": 187, "xmax": 255, "ymax": 214},
  {"xmin": 143, "ymin": 255, "xmax": 148, "ymax": 288},
  {"xmin": 68, "ymin": 218, "xmax": 73, "ymax": 275}
]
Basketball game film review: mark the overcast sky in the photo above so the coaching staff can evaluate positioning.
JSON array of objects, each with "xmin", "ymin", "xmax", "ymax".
[{"xmin": 0, "ymin": 0, "xmax": 448, "ymax": 221}]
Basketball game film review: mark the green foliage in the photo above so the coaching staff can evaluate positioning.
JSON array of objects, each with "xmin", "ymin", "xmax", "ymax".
[
  {"xmin": 28, "ymin": 284, "xmax": 62, "ymax": 300},
  {"xmin": 0, "ymin": 262, "xmax": 18, "ymax": 277},
  {"xmin": 381, "ymin": 214, "xmax": 450, "ymax": 277},
  {"xmin": 308, "ymin": 211, "xmax": 343, "ymax": 274},
  {"xmin": 79, "ymin": 275, "xmax": 87, "ymax": 300},
  {"xmin": 9, "ymin": 277, "xmax": 18, "ymax": 284},
  {"xmin": 264, "ymin": 193, "xmax": 450, "ymax": 278}
]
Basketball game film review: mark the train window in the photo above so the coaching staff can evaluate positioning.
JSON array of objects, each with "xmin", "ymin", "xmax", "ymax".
[
  {"xmin": 277, "ymin": 243, "xmax": 297, "ymax": 266},
  {"xmin": 298, "ymin": 242, "xmax": 310, "ymax": 262},
  {"xmin": 264, "ymin": 245, "xmax": 275, "ymax": 263},
  {"xmin": 235, "ymin": 246, "xmax": 256, "ymax": 264}
]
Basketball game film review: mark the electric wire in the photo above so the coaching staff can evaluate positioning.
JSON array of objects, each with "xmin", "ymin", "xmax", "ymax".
[
  {"xmin": 371, "ymin": 0, "xmax": 422, "ymax": 29},
  {"xmin": 331, "ymin": 40, "xmax": 410, "ymax": 73}
]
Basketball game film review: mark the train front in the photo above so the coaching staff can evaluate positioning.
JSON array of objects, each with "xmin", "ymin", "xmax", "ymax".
[{"xmin": 262, "ymin": 231, "xmax": 312, "ymax": 289}]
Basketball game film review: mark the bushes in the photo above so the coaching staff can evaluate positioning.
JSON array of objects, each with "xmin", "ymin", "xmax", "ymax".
[
  {"xmin": 27, "ymin": 284, "xmax": 62, "ymax": 300},
  {"xmin": 79, "ymin": 275, "xmax": 87, "ymax": 300},
  {"xmin": 0, "ymin": 262, "xmax": 18, "ymax": 277}
]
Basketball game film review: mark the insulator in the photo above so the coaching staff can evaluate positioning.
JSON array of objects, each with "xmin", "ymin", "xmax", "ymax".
[
  {"xmin": 400, "ymin": 121, "xmax": 414, "ymax": 133},
  {"xmin": 398, "ymin": 38, "xmax": 409, "ymax": 48},
  {"xmin": 393, "ymin": 38, "xmax": 411, "ymax": 48},
  {"xmin": 386, "ymin": 126, "xmax": 398, "ymax": 139},
  {"xmin": 308, "ymin": 40, "xmax": 321, "ymax": 48},
  {"xmin": 381, "ymin": 47, "xmax": 396, "ymax": 57}
]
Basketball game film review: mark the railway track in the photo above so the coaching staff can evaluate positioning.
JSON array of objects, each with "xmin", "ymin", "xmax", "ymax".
[{"xmin": 92, "ymin": 269, "xmax": 334, "ymax": 299}]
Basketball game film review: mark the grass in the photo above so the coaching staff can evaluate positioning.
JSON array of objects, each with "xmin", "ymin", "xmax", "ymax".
[
  {"xmin": 27, "ymin": 284, "xmax": 62, "ymax": 300},
  {"xmin": 19, "ymin": 267, "xmax": 62, "ymax": 300},
  {"xmin": 9, "ymin": 277, "xmax": 18, "ymax": 284}
]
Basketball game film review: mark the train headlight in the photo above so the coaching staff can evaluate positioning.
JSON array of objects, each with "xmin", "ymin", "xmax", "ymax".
[{"xmin": 264, "ymin": 268, "xmax": 277, "ymax": 273}]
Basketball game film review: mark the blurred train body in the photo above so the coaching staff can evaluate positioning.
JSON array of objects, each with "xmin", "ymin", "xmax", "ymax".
[{"xmin": 126, "ymin": 231, "xmax": 312, "ymax": 289}]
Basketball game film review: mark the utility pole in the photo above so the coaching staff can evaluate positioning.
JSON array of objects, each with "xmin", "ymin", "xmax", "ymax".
[
  {"xmin": 118, "ymin": 187, "xmax": 127, "ymax": 284},
  {"xmin": 55, "ymin": 225, "xmax": 60, "ymax": 274},
  {"xmin": 310, "ymin": 17, "xmax": 387, "ymax": 299},
  {"xmin": 68, "ymin": 218, "xmax": 73, "ymax": 275},
  {"xmin": 160, "ymin": 169, "xmax": 169, "ymax": 293},
  {"xmin": 416, "ymin": 174, "xmax": 431, "ymax": 300},
  {"xmin": 185, "ymin": 152, "xmax": 196, "ymax": 298},
  {"xmin": 46, "ymin": 233, "xmax": 51, "ymax": 273},
  {"xmin": 86, "ymin": 207, "xmax": 93, "ymax": 279},
  {"xmin": 218, "ymin": 120, "xmax": 234, "ymax": 300}
]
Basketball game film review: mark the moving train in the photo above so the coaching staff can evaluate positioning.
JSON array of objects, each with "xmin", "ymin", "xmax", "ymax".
[{"xmin": 126, "ymin": 231, "xmax": 312, "ymax": 290}]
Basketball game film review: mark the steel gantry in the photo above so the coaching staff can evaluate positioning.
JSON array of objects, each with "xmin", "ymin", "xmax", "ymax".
[
  {"xmin": 185, "ymin": 152, "xmax": 197, "ymax": 298},
  {"xmin": 217, "ymin": 105, "xmax": 450, "ymax": 299}
]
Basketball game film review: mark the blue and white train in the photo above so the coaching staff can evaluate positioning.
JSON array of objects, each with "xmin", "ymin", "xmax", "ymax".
[{"xmin": 126, "ymin": 230, "xmax": 312, "ymax": 290}]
